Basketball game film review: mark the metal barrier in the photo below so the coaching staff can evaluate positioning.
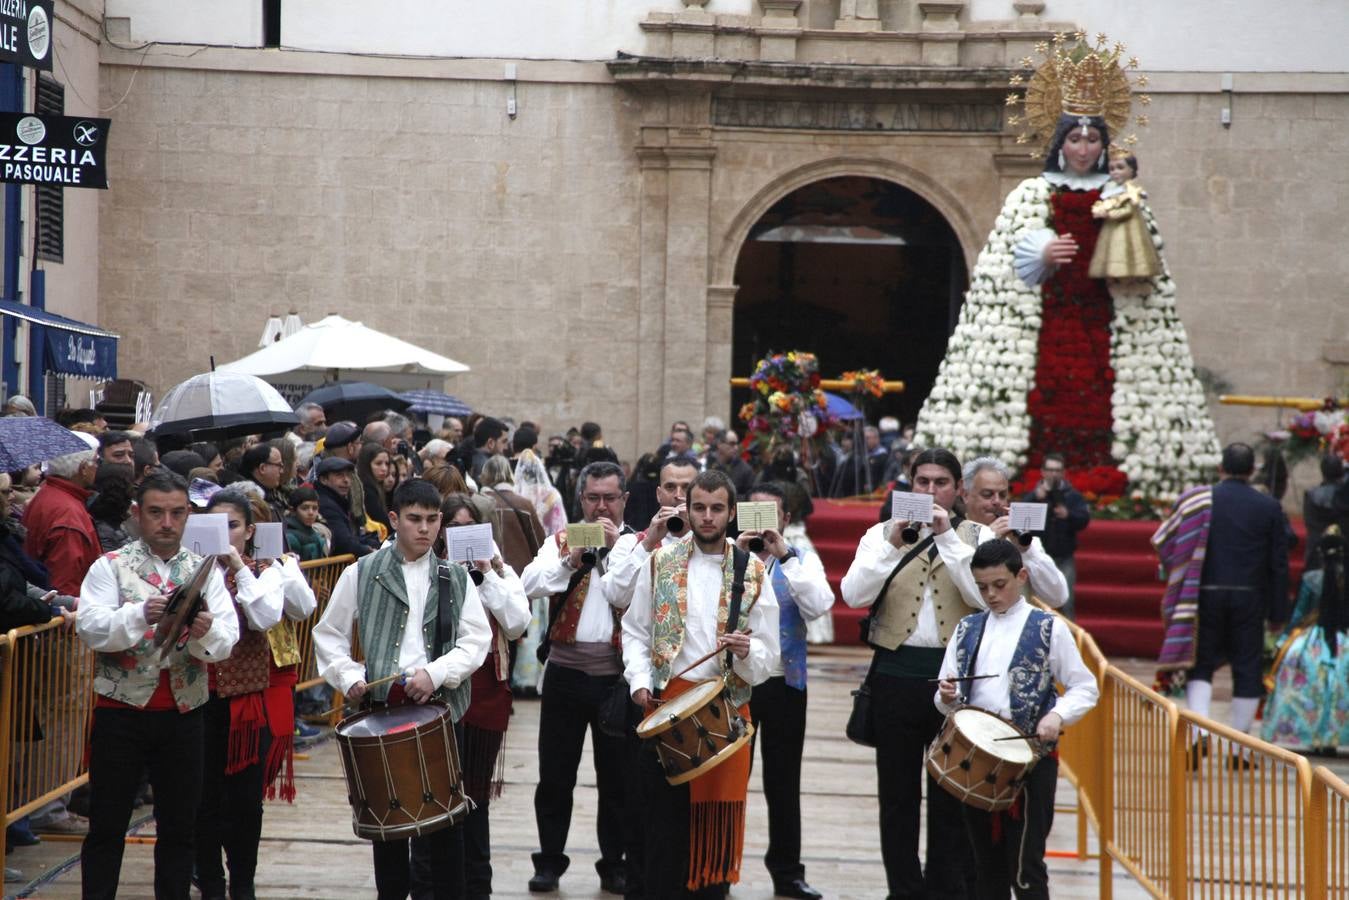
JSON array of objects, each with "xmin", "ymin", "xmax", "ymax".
[
  {"xmin": 1312, "ymin": 766, "xmax": 1348, "ymax": 899},
  {"xmin": 294, "ymin": 554, "xmax": 355, "ymax": 693},
  {"xmin": 0, "ymin": 618, "xmax": 96, "ymax": 879}
]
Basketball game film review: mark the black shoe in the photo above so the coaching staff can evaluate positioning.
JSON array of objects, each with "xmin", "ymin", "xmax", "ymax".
[
  {"xmin": 600, "ymin": 870, "xmax": 627, "ymax": 895},
  {"xmin": 528, "ymin": 872, "xmax": 560, "ymax": 893},
  {"xmin": 1187, "ymin": 737, "xmax": 1210, "ymax": 770},
  {"xmin": 774, "ymin": 879, "xmax": 823, "ymax": 899},
  {"xmin": 1228, "ymin": 753, "xmax": 1259, "ymax": 771}
]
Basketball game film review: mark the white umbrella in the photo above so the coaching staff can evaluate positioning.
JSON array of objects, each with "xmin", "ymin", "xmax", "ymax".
[
  {"xmin": 220, "ymin": 314, "xmax": 469, "ymax": 378},
  {"xmin": 150, "ymin": 371, "xmax": 298, "ymax": 441}
]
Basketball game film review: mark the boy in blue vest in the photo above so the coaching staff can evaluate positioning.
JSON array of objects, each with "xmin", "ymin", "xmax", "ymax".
[
  {"xmin": 935, "ymin": 539, "xmax": 1098, "ymax": 899},
  {"xmin": 314, "ymin": 478, "xmax": 491, "ymax": 899}
]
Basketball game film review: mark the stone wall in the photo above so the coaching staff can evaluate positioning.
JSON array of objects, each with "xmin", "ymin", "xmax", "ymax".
[
  {"xmin": 98, "ymin": 65, "xmax": 647, "ymax": 454},
  {"xmin": 98, "ymin": 56, "xmax": 1348, "ymax": 476}
]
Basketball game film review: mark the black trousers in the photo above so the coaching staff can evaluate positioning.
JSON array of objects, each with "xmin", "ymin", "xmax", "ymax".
[
  {"xmin": 378, "ymin": 825, "xmax": 464, "ymax": 900},
  {"xmin": 532, "ymin": 664, "xmax": 627, "ymax": 879},
  {"xmin": 750, "ymin": 677, "xmax": 808, "ymax": 884},
  {"xmin": 636, "ymin": 741, "xmax": 723, "ymax": 900},
  {"xmin": 962, "ymin": 756, "xmax": 1058, "ymax": 900},
  {"xmin": 462, "ymin": 799, "xmax": 491, "ymax": 896},
  {"xmin": 1189, "ymin": 588, "xmax": 1265, "ymax": 697},
  {"xmin": 622, "ymin": 697, "xmax": 647, "ymax": 899},
  {"xmin": 195, "ymin": 694, "xmax": 271, "ymax": 895},
  {"xmin": 82, "ymin": 705, "xmax": 205, "ymax": 900},
  {"xmin": 872, "ymin": 672, "xmax": 974, "ymax": 900}
]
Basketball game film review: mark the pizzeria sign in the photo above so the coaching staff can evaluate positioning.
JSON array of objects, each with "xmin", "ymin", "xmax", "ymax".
[{"xmin": 0, "ymin": 112, "xmax": 110, "ymax": 188}]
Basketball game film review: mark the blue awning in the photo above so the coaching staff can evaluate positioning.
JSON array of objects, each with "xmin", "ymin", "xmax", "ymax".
[{"xmin": 0, "ymin": 299, "xmax": 119, "ymax": 379}]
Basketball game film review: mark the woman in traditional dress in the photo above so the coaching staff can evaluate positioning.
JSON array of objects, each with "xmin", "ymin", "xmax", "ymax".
[
  {"xmin": 915, "ymin": 35, "xmax": 1219, "ymax": 500},
  {"xmin": 440, "ymin": 493, "xmax": 531, "ymax": 896},
  {"xmin": 1261, "ymin": 527, "xmax": 1348, "ymax": 755},
  {"xmin": 194, "ymin": 492, "xmax": 315, "ymax": 900}
]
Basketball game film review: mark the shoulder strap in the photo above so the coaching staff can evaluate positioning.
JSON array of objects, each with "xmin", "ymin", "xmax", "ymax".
[
  {"xmin": 724, "ymin": 545, "xmax": 750, "ymax": 669},
  {"xmin": 433, "ymin": 562, "xmax": 462, "ymax": 660},
  {"xmin": 536, "ymin": 555, "xmax": 597, "ymax": 664}
]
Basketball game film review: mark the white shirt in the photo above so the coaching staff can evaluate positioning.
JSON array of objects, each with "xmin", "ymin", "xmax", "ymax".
[
  {"xmin": 255, "ymin": 554, "xmax": 318, "ymax": 623},
  {"xmin": 840, "ymin": 520, "xmax": 994, "ymax": 647},
  {"xmin": 313, "ymin": 549, "xmax": 492, "ymax": 695},
  {"xmin": 934, "ymin": 598, "xmax": 1099, "ymax": 727},
  {"xmin": 622, "ymin": 539, "xmax": 780, "ymax": 697},
  {"xmin": 1018, "ymin": 537, "xmax": 1069, "ymax": 609},
  {"xmin": 77, "ymin": 552, "xmax": 240, "ymax": 663},
  {"xmin": 475, "ymin": 541, "xmax": 532, "ymax": 641},
  {"xmin": 762, "ymin": 547, "xmax": 835, "ymax": 678},
  {"xmin": 520, "ymin": 530, "xmax": 640, "ymax": 643},
  {"xmin": 606, "ymin": 531, "xmax": 680, "ymax": 609}
]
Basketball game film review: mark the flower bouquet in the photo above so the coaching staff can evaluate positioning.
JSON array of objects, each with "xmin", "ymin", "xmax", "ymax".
[
  {"xmin": 738, "ymin": 351, "xmax": 835, "ymax": 459},
  {"xmin": 838, "ymin": 369, "xmax": 885, "ymax": 400},
  {"xmin": 1269, "ymin": 401, "xmax": 1347, "ymax": 466}
]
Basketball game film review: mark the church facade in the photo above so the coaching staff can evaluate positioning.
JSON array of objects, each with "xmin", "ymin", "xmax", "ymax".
[{"xmin": 90, "ymin": 0, "xmax": 1346, "ymax": 466}]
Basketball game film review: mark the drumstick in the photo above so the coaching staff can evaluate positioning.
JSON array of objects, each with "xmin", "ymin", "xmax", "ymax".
[
  {"xmin": 313, "ymin": 672, "xmax": 407, "ymax": 720},
  {"xmin": 669, "ymin": 629, "xmax": 753, "ymax": 682},
  {"xmin": 926, "ymin": 673, "xmax": 999, "ymax": 683},
  {"xmin": 994, "ymin": 734, "xmax": 1038, "ymax": 742}
]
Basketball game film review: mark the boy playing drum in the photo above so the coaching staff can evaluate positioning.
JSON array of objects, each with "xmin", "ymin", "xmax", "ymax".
[{"xmin": 935, "ymin": 539, "xmax": 1098, "ymax": 899}]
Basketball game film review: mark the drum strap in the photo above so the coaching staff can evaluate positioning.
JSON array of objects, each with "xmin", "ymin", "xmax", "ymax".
[
  {"xmin": 433, "ymin": 564, "xmax": 461, "ymax": 659},
  {"xmin": 959, "ymin": 613, "xmax": 989, "ymax": 706},
  {"xmin": 724, "ymin": 546, "xmax": 750, "ymax": 670}
]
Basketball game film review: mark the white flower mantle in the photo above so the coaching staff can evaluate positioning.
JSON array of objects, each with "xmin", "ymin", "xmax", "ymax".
[{"xmin": 914, "ymin": 176, "xmax": 1221, "ymax": 501}]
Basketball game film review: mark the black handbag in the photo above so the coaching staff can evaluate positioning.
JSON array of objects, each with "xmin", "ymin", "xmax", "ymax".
[{"xmin": 847, "ymin": 534, "xmax": 936, "ymax": 746}]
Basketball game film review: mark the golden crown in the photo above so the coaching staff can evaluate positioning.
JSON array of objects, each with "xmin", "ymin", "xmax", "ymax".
[
  {"xmin": 1108, "ymin": 144, "xmax": 1133, "ymax": 160},
  {"xmin": 1006, "ymin": 31, "xmax": 1151, "ymax": 157}
]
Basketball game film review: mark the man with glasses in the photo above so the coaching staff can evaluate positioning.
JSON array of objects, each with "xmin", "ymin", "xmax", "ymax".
[{"xmin": 520, "ymin": 460, "xmax": 640, "ymax": 895}]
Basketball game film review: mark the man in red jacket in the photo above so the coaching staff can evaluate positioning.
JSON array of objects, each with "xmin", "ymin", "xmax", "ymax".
[
  {"xmin": 21, "ymin": 439, "xmax": 102, "ymax": 836},
  {"xmin": 25, "ymin": 444, "xmax": 102, "ymax": 596}
]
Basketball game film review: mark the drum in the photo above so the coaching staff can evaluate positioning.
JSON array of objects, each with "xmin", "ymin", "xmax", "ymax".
[
  {"xmin": 924, "ymin": 707, "xmax": 1039, "ymax": 812},
  {"xmin": 635, "ymin": 679, "xmax": 755, "ymax": 786},
  {"xmin": 335, "ymin": 701, "xmax": 471, "ymax": 840}
]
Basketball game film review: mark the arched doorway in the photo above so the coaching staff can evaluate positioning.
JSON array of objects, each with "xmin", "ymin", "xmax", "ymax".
[{"xmin": 731, "ymin": 176, "xmax": 967, "ymax": 426}]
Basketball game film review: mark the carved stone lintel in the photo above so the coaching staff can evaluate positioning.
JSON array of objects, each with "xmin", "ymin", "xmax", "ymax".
[
  {"xmin": 919, "ymin": 1, "xmax": 965, "ymax": 32},
  {"xmin": 835, "ymin": 0, "xmax": 880, "ymax": 32},
  {"xmin": 683, "ymin": 0, "xmax": 710, "ymax": 7},
  {"xmin": 760, "ymin": 0, "xmax": 802, "ymax": 18},
  {"xmin": 1013, "ymin": 0, "xmax": 1046, "ymax": 24}
]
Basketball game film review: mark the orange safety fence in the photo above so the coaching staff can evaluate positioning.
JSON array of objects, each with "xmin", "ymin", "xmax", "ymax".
[
  {"xmin": 294, "ymin": 555, "xmax": 355, "ymax": 693},
  {"xmin": 1312, "ymin": 765, "xmax": 1349, "ymax": 899},
  {"xmin": 0, "ymin": 554, "xmax": 358, "ymax": 878}
]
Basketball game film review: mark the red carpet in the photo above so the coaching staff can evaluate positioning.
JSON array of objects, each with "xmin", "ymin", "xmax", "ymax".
[{"xmin": 808, "ymin": 499, "xmax": 1305, "ymax": 658}]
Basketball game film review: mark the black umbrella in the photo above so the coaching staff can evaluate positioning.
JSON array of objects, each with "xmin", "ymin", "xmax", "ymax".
[{"xmin": 300, "ymin": 381, "xmax": 412, "ymax": 422}]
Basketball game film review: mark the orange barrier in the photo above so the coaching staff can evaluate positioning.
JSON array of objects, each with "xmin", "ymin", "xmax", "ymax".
[
  {"xmin": 294, "ymin": 554, "xmax": 355, "ymax": 693},
  {"xmin": 0, "ymin": 618, "xmax": 96, "ymax": 878},
  {"xmin": 1312, "ymin": 766, "xmax": 1349, "ymax": 899}
]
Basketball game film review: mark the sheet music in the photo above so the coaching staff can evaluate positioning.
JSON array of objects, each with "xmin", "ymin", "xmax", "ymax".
[
  {"xmin": 565, "ymin": 522, "xmax": 606, "ymax": 548},
  {"xmin": 736, "ymin": 501, "xmax": 780, "ymax": 533},
  {"xmin": 1008, "ymin": 502, "xmax": 1048, "ymax": 532},
  {"xmin": 182, "ymin": 513, "xmax": 230, "ymax": 556},
  {"xmin": 446, "ymin": 523, "xmax": 495, "ymax": 562},
  {"xmin": 890, "ymin": 491, "xmax": 934, "ymax": 524},
  {"xmin": 252, "ymin": 522, "xmax": 285, "ymax": 559}
]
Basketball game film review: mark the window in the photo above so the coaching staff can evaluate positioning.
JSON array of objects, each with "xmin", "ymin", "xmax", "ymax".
[
  {"xmin": 263, "ymin": 0, "xmax": 281, "ymax": 47},
  {"xmin": 34, "ymin": 74, "xmax": 62, "ymax": 263}
]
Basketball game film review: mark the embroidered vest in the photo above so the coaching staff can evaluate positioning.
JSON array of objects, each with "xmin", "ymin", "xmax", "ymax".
[
  {"xmin": 953, "ymin": 608, "xmax": 1057, "ymax": 735},
  {"xmin": 546, "ymin": 528, "xmax": 629, "ymax": 649},
  {"xmin": 355, "ymin": 545, "xmax": 471, "ymax": 722},
  {"xmin": 773, "ymin": 551, "xmax": 807, "ymax": 691},
  {"xmin": 214, "ymin": 561, "xmax": 271, "ymax": 697},
  {"xmin": 649, "ymin": 537, "xmax": 766, "ymax": 707},
  {"xmin": 94, "ymin": 541, "xmax": 211, "ymax": 712},
  {"xmin": 870, "ymin": 519, "xmax": 983, "ymax": 651}
]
